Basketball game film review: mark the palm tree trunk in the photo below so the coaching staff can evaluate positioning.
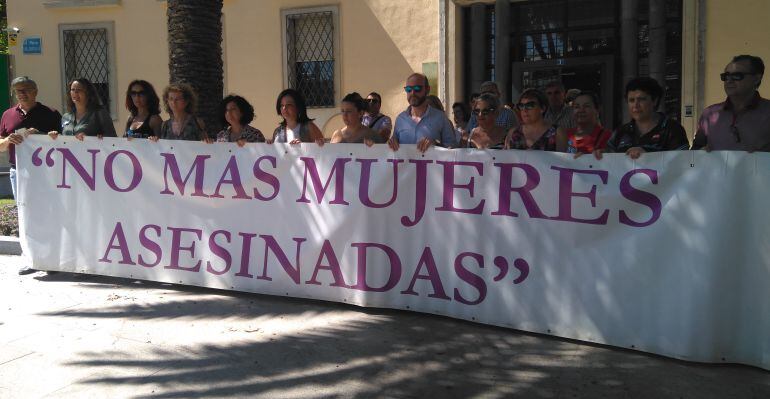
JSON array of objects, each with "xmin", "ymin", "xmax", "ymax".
[{"xmin": 167, "ymin": 0, "xmax": 224, "ymax": 134}]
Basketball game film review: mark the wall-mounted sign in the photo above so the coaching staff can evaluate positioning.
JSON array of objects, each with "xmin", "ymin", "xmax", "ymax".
[{"xmin": 23, "ymin": 37, "xmax": 42, "ymax": 54}]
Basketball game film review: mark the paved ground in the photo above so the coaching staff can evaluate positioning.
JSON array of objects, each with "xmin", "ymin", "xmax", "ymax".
[{"xmin": 1, "ymin": 255, "xmax": 768, "ymax": 399}]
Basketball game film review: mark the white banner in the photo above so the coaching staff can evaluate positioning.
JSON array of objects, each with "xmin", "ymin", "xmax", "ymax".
[{"xmin": 16, "ymin": 135, "xmax": 770, "ymax": 370}]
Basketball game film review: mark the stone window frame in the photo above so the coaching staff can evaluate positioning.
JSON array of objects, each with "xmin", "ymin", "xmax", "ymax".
[
  {"xmin": 58, "ymin": 21, "xmax": 118, "ymax": 120},
  {"xmin": 280, "ymin": 5, "xmax": 341, "ymax": 109}
]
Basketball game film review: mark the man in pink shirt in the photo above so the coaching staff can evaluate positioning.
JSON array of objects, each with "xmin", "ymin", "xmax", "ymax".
[{"xmin": 692, "ymin": 55, "xmax": 770, "ymax": 152}]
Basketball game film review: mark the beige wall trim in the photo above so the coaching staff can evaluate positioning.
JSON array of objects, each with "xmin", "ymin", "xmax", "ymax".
[{"xmin": 43, "ymin": 0, "xmax": 121, "ymax": 9}]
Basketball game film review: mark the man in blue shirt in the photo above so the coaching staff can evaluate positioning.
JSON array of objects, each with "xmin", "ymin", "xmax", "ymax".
[{"xmin": 389, "ymin": 73, "xmax": 456, "ymax": 152}]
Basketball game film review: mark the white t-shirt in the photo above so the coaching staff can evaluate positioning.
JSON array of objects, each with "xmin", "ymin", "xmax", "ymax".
[{"xmin": 286, "ymin": 125, "xmax": 301, "ymax": 142}]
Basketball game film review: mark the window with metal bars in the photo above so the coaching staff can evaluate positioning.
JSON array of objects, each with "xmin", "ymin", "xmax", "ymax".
[
  {"xmin": 285, "ymin": 10, "xmax": 335, "ymax": 108},
  {"xmin": 61, "ymin": 27, "xmax": 112, "ymax": 112}
]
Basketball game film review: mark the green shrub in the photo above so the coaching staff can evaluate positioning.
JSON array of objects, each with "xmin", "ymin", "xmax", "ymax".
[{"xmin": 0, "ymin": 204, "xmax": 19, "ymax": 236}]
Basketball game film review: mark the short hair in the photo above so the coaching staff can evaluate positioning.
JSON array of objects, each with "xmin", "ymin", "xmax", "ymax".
[
  {"xmin": 407, "ymin": 72, "xmax": 429, "ymax": 88},
  {"xmin": 163, "ymin": 83, "xmax": 198, "ymax": 116},
  {"xmin": 11, "ymin": 76, "xmax": 37, "ymax": 91},
  {"xmin": 342, "ymin": 92, "xmax": 367, "ymax": 112},
  {"xmin": 219, "ymin": 94, "xmax": 255, "ymax": 126},
  {"xmin": 625, "ymin": 77, "xmax": 664, "ymax": 108},
  {"xmin": 732, "ymin": 54, "xmax": 765, "ymax": 76},
  {"xmin": 544, "ymin": 81, "xmax": 565, "ymax": 92},
  {"xmin": 479, "ymin": 81, "xmax": 499, "ymax": 93},
  {"xmin": 518, "ymin": 88, "xmax": 548, "ymax": 112},
  {"xmin": 367, "ymin": 92, "xmax": 382, "ymax": 102},
  {"xmin": 470, "ymin": 92, "xmax": 481, "ymax": 101},
  {"xmin": 125, "ymin": 80, "xmax": 161, "ymax": 117},
  {"xmin": 475, "ymin": 92, "xmax": 501, "ymax": 111},
  {"xmin": 66, "ymin": 77, "xmax": 103, "ymax": 113},
  {"xmin": 275, "ymin": 88, "xmax": 313, "ymax": 126},
  {"xmin": 574, "ymin": 90, "xmax": 600, "ymax": 108},
  {"xmin": 451, "ymin": 101, "xmax": 470, "ymax": 123}
]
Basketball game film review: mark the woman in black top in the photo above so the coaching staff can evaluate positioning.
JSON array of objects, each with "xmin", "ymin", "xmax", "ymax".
[
  {"xmin": 125, "ymin": 80, "xmax": 162, "ymax": 140},
  {"xmin": 599, "ymin": 77, "xmax": 688, "ymax": 159}
]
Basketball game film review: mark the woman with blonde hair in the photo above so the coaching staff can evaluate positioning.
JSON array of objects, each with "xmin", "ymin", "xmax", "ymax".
[{"xmin": 160, "ymin": 83, "xmax": 208, "ymax": 141}]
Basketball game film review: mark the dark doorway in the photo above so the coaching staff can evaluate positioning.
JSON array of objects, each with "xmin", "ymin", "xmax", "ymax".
[{"xmin": 513, "ymin": 56, "xmax": 614, "ymax": 128}]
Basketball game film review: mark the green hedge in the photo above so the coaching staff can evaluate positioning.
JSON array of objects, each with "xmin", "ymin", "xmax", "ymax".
[{"xmin": 0, "ymin": 204, "xmax": 18, "ymax": 236}]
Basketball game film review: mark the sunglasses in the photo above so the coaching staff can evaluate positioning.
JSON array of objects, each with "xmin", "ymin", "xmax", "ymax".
[
  {"xmin": 404, "ymin": 85, "xmax": 423, "ymax": 94},
  {"xmin": 517, "ymin": 101, "xmax": 539, "ymax": 110},
  {"xmin": 130, "ymin": 91, "xmax": 147, "ymax": 97},
  {"xmin": 472, "ymin": 107, "xmax": 496, "ymax": 117},
  {"xmin": 366, "ymin": 98, "xmax": 380, "ymax": 104},
  {"xmin": 720, "ymin": 72, "xmax": 755, "ymax": 82}
]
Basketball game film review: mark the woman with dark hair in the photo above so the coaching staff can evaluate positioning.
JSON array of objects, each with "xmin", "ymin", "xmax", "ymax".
[
  {"xmin": 125, "ymin": 80, "xmax": 162, "ymax": 140},
  {"xmin": 271, "ymin": 88, "xmax": 324, "ymax": 145},
  {"xmin": 467, "ymin": 93, "xmax": 507, "ymax": 149},
  {"xmin": 216, "ymin": 95, "xmax": 265, "ymax": 146},
  {"xmin": 600, "ymin": 77, "xmax": 688, "ymax": 159},
  {"xmin": 51, "ymin": 77, "xmax": 117, "ymax": 140},
  {"xmin": 330, "ymin": 92, "xmax": 382, "ymax": 145},
  {"xmin": 505, "ymin": 88, "xmax": 565, "ymax": 151},
  {"xmin": 565, "ymin": 91, "xmax": 612, "ymax": 158},
  {"xmin": 160, "ymin": 83, "xmax": 208, "ymax": 141}
]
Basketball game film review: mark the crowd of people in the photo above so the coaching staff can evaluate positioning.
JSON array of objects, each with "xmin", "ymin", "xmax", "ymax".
[{"xmin": 0, "ymin": 53, "xmax": 767, "ymax": 273}]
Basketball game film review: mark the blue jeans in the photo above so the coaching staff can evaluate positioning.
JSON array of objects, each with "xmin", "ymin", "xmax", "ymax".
[{"xmin": 9, "ymin": 167, "xmax": 17, "ymax": 200}]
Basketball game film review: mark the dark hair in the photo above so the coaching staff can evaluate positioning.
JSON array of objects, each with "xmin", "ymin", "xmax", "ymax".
[
  {"xmin": 367, "ymin": 92, "xmax": 382, "ymax": 102},
  {"xmin": 276, "ymin": 88, "xmax": 313, "ymax": 126},
  {"xmin": 66, "ymin": 77, "xmax": 103, "ymax": 113},
  {"xmin": 451, "ymin": 101, "xmax": 470, "ymax": 123},
  {"xmin": 470, "ymin": 92, "xmax": 481, "ymax": 101},
  {"xmin": 519, "ymin": 88, "xmax": 548, "ymax": 113},
  {"xmin": 219, "ymin": 94, "xmax": 255, "ymax": 126},
  {"xmin": 575, "ymin": 90, "xmax": 601, "ymax": 108},
  {"xmin": 426, "ymin": 95, "xmax": 444, "ymax": 112},
  {"xmin": 342, "ymin": 92, "xmax": 367, "ymax": 112},
  {"xmin": 125, "ymin": 80, "xmax": 161, "ymax": 117},
  {"xmin": 544, "ymin": 81, "xmax": 565, "ymax": 91},
  {"xmin": 476, "ymin": 93, "xmax": 501, "ymax": 111},
  {"xmin": 625, "ymin": 77, "xmax": 664, "ymax": 108},
  {"xmin": 732, "ymin": 54, "xmax": 765, "ymax": 76},
  {"xmin": 162, "ymin": 83, "xmax": 198, "ymax": 116}
]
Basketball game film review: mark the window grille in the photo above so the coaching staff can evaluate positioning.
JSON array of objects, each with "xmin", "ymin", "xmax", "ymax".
[
  {"xmin": 285, "ymin": 11, "xmax": 335, "ymax": 107},
  {"xmin": 62, "ymin": 28, "xmax": 111, "ymax": 110}
]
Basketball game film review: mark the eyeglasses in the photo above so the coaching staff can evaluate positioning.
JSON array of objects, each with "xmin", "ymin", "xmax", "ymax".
[
  {"xmin": 366, "ymin": 98, "xmax": 380, "ymax": 104},
  {"xmin": 130, "ymin": 91, "xmax": 147, "ymax": 97},
  {"xmin": 472, "ymin": 107, "xmax": 496, "ymax": 117},
  {"xmin": 731, "ymin": 124, "xmax": 741, "ymax": 143},
  {"xmin": 720, "ymin": 72, "xmax": 755, "ymax": 82},
  {"xmin": 516, "ymin": 101, "xmax": 539, "ymax": 111},
  {"xmin": 404, "ymin": 85, "xmax": 423, "ymax": 94}
]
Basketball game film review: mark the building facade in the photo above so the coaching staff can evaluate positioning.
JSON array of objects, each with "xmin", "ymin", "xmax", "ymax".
[{"xmin": 5, "ymin": 0, "xmax": 770, "ymax": 142}]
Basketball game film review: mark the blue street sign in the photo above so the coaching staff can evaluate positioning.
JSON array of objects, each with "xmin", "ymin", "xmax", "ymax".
[{"xmin": 23, "ymin": 37, "xmax": 42, "ymax": 54}]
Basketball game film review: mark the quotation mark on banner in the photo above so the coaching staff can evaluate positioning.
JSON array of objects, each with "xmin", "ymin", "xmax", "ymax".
[
  {"xmin": 31, "ymin": 147, "xmax": 56, "ymax": 167},
  {"xmin": 492, "ymin": 256, "xmax": 530, "ymax": 284}
]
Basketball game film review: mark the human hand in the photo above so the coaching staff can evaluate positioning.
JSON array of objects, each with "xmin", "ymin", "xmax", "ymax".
[
  {"xmin": 289, "ymin": 139, "xmax": 302, "ymax": 145},
  {"xmin": 48, "ymin": 131, "xmax": 59, "ymax": 140},
  {"xmin": 75, "ymin": 132, "xmax": 86, "ymax": 141},
  {"xmin": 416, "ymin": 137, "xmax": 433, "ymax": 153},
  {"xmin": 593, "ymin": 149, "xmax": 604, "ymax": 160},
  {"xmin": 236, "ymin": 138, "xmax": 247, "ymax": 147},
  {"xmin": 7, "ymin": 133, "xmax": 24, "ymax": 145},
  {"xmin": 387, "ymin": 136, "xmax": 400, "ymax": 151},
  {"xmin": 148, "ymin": 136, "xmax": 159, "ymax": 143},
  {"xmin": 626, "ymin": 147, "xmax": 645, "ymax": 159}
]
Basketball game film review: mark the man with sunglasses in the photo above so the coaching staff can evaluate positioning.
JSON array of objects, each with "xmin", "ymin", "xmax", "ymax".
[
  {"xmin": 389, "ymin": 73, "xmax": 456, "ymax": 152},
  {"xmin": 692, "ymin": 55, "xmax": 770, "ymax": 152},
  {"xmin": 362, "ymin": 92, "xmax": 392, "ymax": 142},
  {"xmin": 465, "ymin": 81, "xmax": 518, "ymax": 133}
]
